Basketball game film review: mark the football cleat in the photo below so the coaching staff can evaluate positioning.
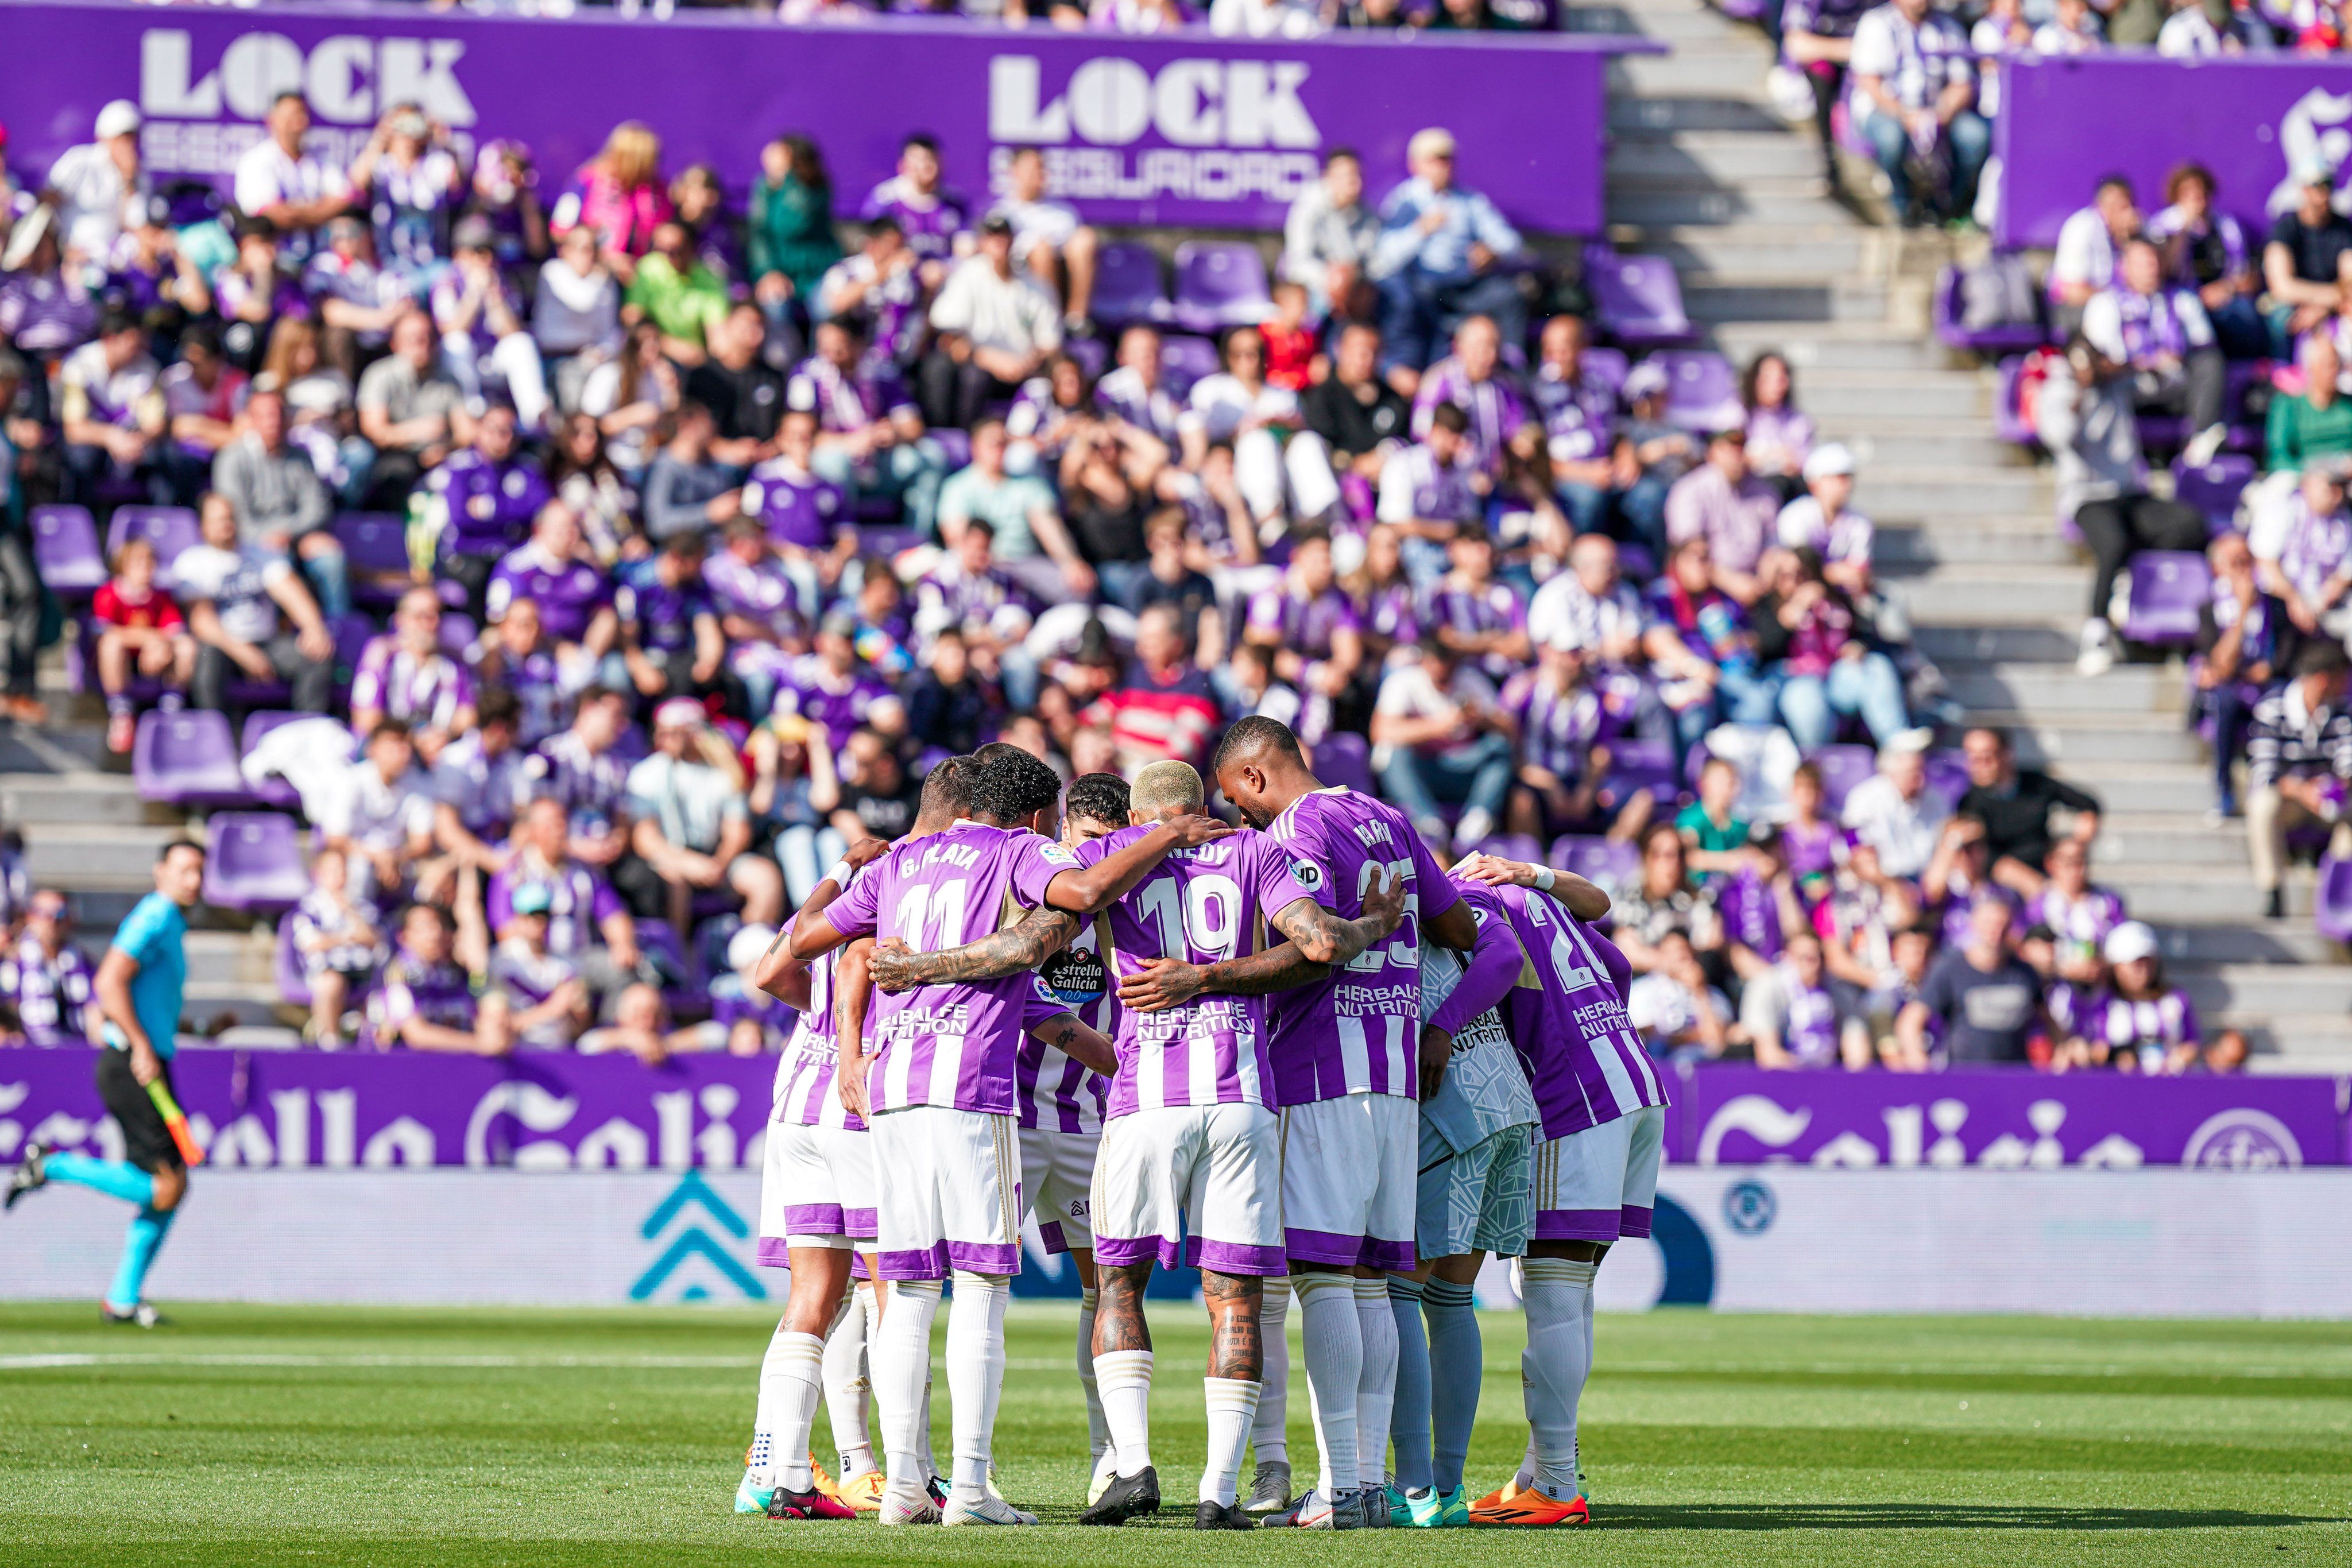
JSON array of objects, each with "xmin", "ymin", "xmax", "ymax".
[
  {"xmin": 1402, "ymin": 1486, "xmax": 1446, "ymax": 1528},
  {"xmin": 1194, "ymin": 1500, "xmax": 1256, "ymax": 1530},
  {"xmin": 5, "ymin": 1142, "xmax": 47, "ymax": 1211},
  {"xmin": 733, "ymin": 1473, "xmax": 774, "ymax": 1515},
  {"xmin": 1243, "ymin": 1459, "xmax": 1291, "ymax": 1513},
  {"xmin": 941, "ymin": 1488, "xmax": 1037, "ymax": 1526},
  {"xmin": 1078, "ymin": 1465, "xmax": 1160, "ymax": 1526},
  {"xmin": 877, "ymin": 1481, "xmax": 942, "ymax": 1526},
  {"xmin": 1086, "ymin": 1450, "xmax": 1121, "ymax": 1507},
  {"xmin": 1436, "ymin": 1485, "xmax": 1472, "ymax": 1528},
  {"xmin": 836, "ymin": 1469, "xmax": 885, "ymax": 1512},
  {"xmin": 766, "ymin": 1483, "xmax": 857, "ymax": 1521},
  {"xmin": 1469, "ymin": 1477, "xmax": 1526, "ymax": 1515},
  {"xmin": 1352, "ymin": 1488, "xmax": 1392, "ymax": 1528},
  {"xmin": 1265, "ymin": 1488, "xmax": 1347, "ymax": 1530},
  {"xmin": 101, "ymin": 1302, "xmax": 164, "ymax": 1329},
  {"xmin": 808, "ymin": 1455, "xmax": 844, "ymax": 1505},
  {"xmin": 1471, "ymin": 1486, "xmax": 1589, "ymax": 1527}
]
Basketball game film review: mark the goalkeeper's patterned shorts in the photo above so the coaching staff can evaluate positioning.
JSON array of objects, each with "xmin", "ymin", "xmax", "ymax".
[{"xmin": 1415, "ymin": 1118, "xmax": 1535, "ymax": 1261}]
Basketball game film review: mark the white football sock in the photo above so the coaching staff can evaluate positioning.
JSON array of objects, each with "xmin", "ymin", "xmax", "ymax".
[
  {"xmin": 1077, "ymin": 1286, "xmax": 1111, "ymax": 1464},
  {"xmin": 1201, "ymin": 1377, "xmax": 1262, "ymax": 1506},
  {"xmin": 1253, "ymin": 1276, "xmax": 1291, "ymax": 1466},
  {"xmin": 945, "ymin": 1271, "xmax": 1011, "ymax": 1493},
  {"xmin": 871, "ymin": 1278, "xmax": 942, "ymax": 1489},
  {"xmin": 1093, "ymin": 1349, "xmax": 1155, "ymax": 1475},
  {"xmin": 1521, "ymin": 1258, "xmax": 1596, "ymax": 1500},
  {"xmin": 823, "ymin": 1284, "xmax": 877, "ymax": 1478},
  {"xmin": 1353, "ymin": 1277, "xmax": 1398, "ymax": 1492},
  {"xmin": 1293, "ymin": 1272, "xmax": 1361, "ymax": 1501},
  {"xmin": 755, "ymin": 1327, "xmax": 826, "ymax": 1492}
]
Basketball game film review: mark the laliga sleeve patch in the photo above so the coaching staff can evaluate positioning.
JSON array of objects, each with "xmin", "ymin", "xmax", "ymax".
[{"xmin": 1040, "ymin": 842, "xmax": 1082, "ymax": 866}]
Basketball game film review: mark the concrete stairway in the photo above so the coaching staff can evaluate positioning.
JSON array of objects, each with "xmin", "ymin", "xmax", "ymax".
[{"xmin": 1585, "ymin": 0, "xmax": 2352, "ymax": 1069}]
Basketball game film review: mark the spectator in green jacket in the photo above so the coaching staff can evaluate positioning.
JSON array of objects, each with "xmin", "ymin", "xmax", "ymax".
[
  {"xmin": 749, "ymin": 134, "xmax": 843, "ymax": 341},
  {"xmin": 625, "ymin": 220, "xmax": 731, "ymax": 366},
  {"xmin": 2268, "ymin": 332, "xmax": 2352, "ymax": 477}
]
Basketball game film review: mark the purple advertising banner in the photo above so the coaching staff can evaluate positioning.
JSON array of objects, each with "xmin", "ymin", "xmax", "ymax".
[
  {"xmin": 0, "ymin": 1047, "xmax": 779, "ymax": 1170},
  {"xmin": 0, "ymin": 0, "xmax": 1650, "ymax": 234},
  {"xmin": 1676, "ymin": 1063, "xmax": 2348, "ymax": 1170},
  {"xmin": 1996, "ymin": 54, "xmax": 2352, "ymax": 249}
]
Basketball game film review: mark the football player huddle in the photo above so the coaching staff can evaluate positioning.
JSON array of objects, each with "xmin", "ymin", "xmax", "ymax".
[{"xmin": 734, "ymin": 716, "xmax": 1668, "ymax": 1531}]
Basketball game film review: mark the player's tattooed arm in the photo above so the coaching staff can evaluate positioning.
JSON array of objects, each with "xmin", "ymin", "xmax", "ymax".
[
  {"xmin": 834, "ymin": 938, "xmax": 877, "ymax": 1120},
  {"xmin": 866, "ymin": 904, "xmax": 1080, "ymax": 992},
  {"xmin": 1272, "ymin": 868, "xmax": 1405, "ymax": 967},
  {"xmin": 1028, "ymin": 1011, "xmax": 1116, "ymax": 1077}
]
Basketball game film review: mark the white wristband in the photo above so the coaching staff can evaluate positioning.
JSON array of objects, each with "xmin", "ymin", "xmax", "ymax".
[
  {"xmin": 1535, "ymin": 865, "xmax": 1556, "ymax": 892},
  {"xmin": 825, "ymin": 860, "xmax": 854, "ymax": 888}
]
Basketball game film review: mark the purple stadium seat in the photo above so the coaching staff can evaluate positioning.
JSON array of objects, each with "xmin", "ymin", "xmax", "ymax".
[
  {"xmin": 1931, "ymin": 262, "xmax": 2049, "ymax": 355},
  {"xmin": 334, "ymin": 512, "xmax": 413, "ymax": 606},
  {"xmin": 1312, "ymin": 731, "xmax": 1376, "ymax": 795},
  {"xmin": 2173, "ymin": 453, "xmax": 2256, "ymax": 534},
  {"xmin": 1065, "ymin": 335, "xmax": 1109, "ymax": 384},
  {"xmin": 105, "ymin": 506, "xmax": 203, "ymax": 586},
  {"xmin": 1589, "ymin": 253, "xmax": 1693, "ymax": 347},
  {"xmin": 133, "ymin": 709, "xmax": 253, "ymax": 807},
  {"xmin": 438, "ymin": 613, "xmax": 478, "ymax": 657},
  {"xmin": 1657, "ymin": 351, "xmax": 1743, "ymax": 433},
  {"xmin": 2123, "ymin": 551, "xmax": 2210, "ymax": 646},
  {"xmin": 331, "ymin": 614, "xmax": 376, "ymax": 677},
  {"xmin": 1171, "ymin": 241, "xmax": 1274, "ymax": 334},
  {"xmin": 204, "ymin": 812, "xmax": 311, "ymax": 915},
  {"xmin": 635, "ymin": 917, "xmax": 697, "ymax": 991},
  {"xmin": 1805, "ymin": 744, "xmax": 1879, "ymax": 815},
  {"xmin": 275, "ymin": 915, "xmax": 313, "ymax": 1008},
  {"xmin": 1091, "ymin": 242, "xmax": 1170, "ymax": 330},
  {"xmin": 856, "ymin": 526, "xmax": 926, "ymax": 562},
  {"xmin": 930, "ymin": 427, "xmax": 972, "ymax": 472},
  {"xmin": 1992, "ymin": 357, "xmax": 2040, "ymax": 448},
  {"xmin": 29, "ymin": 504, "xmax": 106, "ymax": 597},
  {"xmin": 1581, "ymin": 347, "xmax": 1630, "ymax": 407},
  {"xmin": 2316, "ymin": 855, "xmax": 2352, "ymax": 942},
  {"xmin": 1550, "ymin": 835, "xmax": 1638, "ymax": 891},
  {"xmin": 1924, "ymin": 748, "xmax": 1970, "ymax": 807},
  {"xmin": 1160, "ymin": 334, "xmax": 1222, "ymax": 398},
  {"xmin": 241, "ymin": 712, "xmax": 310, "ymax": 810},
  {"xmin": 1467, "ymin": 833, "xmax": 1544, "ymax": 867}
]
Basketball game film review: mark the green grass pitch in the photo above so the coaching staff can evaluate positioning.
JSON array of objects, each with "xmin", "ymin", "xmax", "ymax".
[{"xmin": 1, "ymin": 1302, "xmax": 2345, "ymax": 1566}]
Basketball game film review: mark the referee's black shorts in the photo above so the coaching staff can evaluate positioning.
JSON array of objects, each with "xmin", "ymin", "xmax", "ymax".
[{"xmin": 96, "ymin": 1047, "xmax": 184, "ymax": 1173}]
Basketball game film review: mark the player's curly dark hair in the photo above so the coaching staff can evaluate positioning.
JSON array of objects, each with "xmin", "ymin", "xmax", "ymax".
[
  {"xmin": 919, "ymin": 754, "xmax": 974, "ymax": 822},
  {"xmin": 969, "ymin": 743, "xmax": 1063, "ymax": 824},
  {"xmin": 1064, "ymin": 772, "xmax": 1131, "ymax": 831},
  {"xmin": 1212, "ymin": 714, "xmax": 1303, "ymax": 774}
]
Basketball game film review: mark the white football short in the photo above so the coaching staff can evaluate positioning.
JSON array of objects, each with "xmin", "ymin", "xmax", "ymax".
[
  {"xmin": 1091, "ymin": 1101, "xmax": 1285, "ymax": 1277},
  {"xmin": 756, "ymin": 1120, "xmax": 877, "ymax": 1267},
  {"xmin": 1278, "ymin": 1091, "xmax": 1418, "ymax": 1273},
  {"xmin": 1532, "ymin": 1104, "xmax": 1666, "ymax": 1244},
  {"xmin": 869, "ymin": 1104, "xmax": 1022, "ymax": 1281},
  {"xmin": 1019, "ymin": 1125, "xmax": 1100, "ymax": 1255}
]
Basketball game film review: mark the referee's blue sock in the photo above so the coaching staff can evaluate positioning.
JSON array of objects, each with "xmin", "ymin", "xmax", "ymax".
[
  {"xmin": 106, "ymin": 1207, "xmax": 176, "ymax": 1313},
  {"xmin": 1423, "ymin": 1277, "xmax": 1482, "ymax": 1496},
  {"xmin": 42, "ymin": 1151, "xmax": 156, "ymax": 1207},
  {"xmin": 1387, "ymin": 1277, "xmax": 1434, "ymax": 1493}
]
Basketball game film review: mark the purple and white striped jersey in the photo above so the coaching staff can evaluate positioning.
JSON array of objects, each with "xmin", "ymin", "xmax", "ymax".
[
  {"xmin": 1501, "ymin": 668, "xmax": 1615, "ymax": 780},
  {"xmin": 1078, "ymin": 824, "xmax": 1317, "ymax": 1119},
  {"xmin": 822, "ymin": 823, "xmax": 1082, "ymax": 1116},
  {"xmin": 1479, "ymin": 880, "xmax": 1671, "ymax": 1139},
  {"xmin": 2079, "ymin": 988, "xmax": 2200, "ymax": 1069},
  {"xmin": 859, "ymin": 176, "xmax": 968, "ymax": 261},
  {"xmin": 487, "ymin": 545, "xmax": 613, "ymax": 644},
  {"xmin": 1262, "ymin": 788, "xmax": 1461, "ymax": 1106},
  {"xmin": 1024, "ymin": 918, "xmax": 1116, "ymax": 1133},
  {"xmin": 773, "ymin": 901, "xmax": 864, "ymax": 1131},
  {"xmin": 350, "ymin": 636, "xmax": 475, "ymax": 734}
]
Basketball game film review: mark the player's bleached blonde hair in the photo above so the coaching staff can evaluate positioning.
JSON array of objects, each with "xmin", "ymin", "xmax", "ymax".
[{"xmin": 1130, "ymin": 760, "xmax": 1205, "ymax": 816}]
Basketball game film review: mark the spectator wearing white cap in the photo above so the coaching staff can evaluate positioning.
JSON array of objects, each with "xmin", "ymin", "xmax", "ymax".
[
  {"xmin": 617, "ymin": 696, "xmax": 785, "ymax": 934},
  {"xmin": 2056, "ymin": 920, "xmax": 2203, "ymax": 1074},
  {"xmin": 38, "ymin": 100, "xmax": 146, "ymax": 266},
  {"xmin": 1369, "ymin": 127, "xmax": 1527, "ymax": 380},
  {"xmin": 1777, "ymin": 442, "xmax": 1877, "ymax": 605}
]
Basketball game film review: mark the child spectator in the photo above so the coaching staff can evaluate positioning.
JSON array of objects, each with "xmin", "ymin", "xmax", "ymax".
[
  {"xmin": 1676, "ymin": 755, "xmax": 1754, "ymax": 884},
  {"xmin": 289, "ymin": 846, "xmax": 385, "ymax": 1047},
  {"xmin": 487, "ymin": 883, "xmax": 590, "ymax": 1048},
  {"xmin": 2061, "ymin": 921, "xmax": 2200, "ymax": 1074},
  {"xmin": 1260, "ymin": 281, "xmax": 1318, "ymax": 392},
  {"xmin": 1742, "ymin": 928, "xmax": 1869, "ymax": 1069},
  {"xmin": 90, "ymin": 535, "xmax": 194, "ymax": 754}
]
